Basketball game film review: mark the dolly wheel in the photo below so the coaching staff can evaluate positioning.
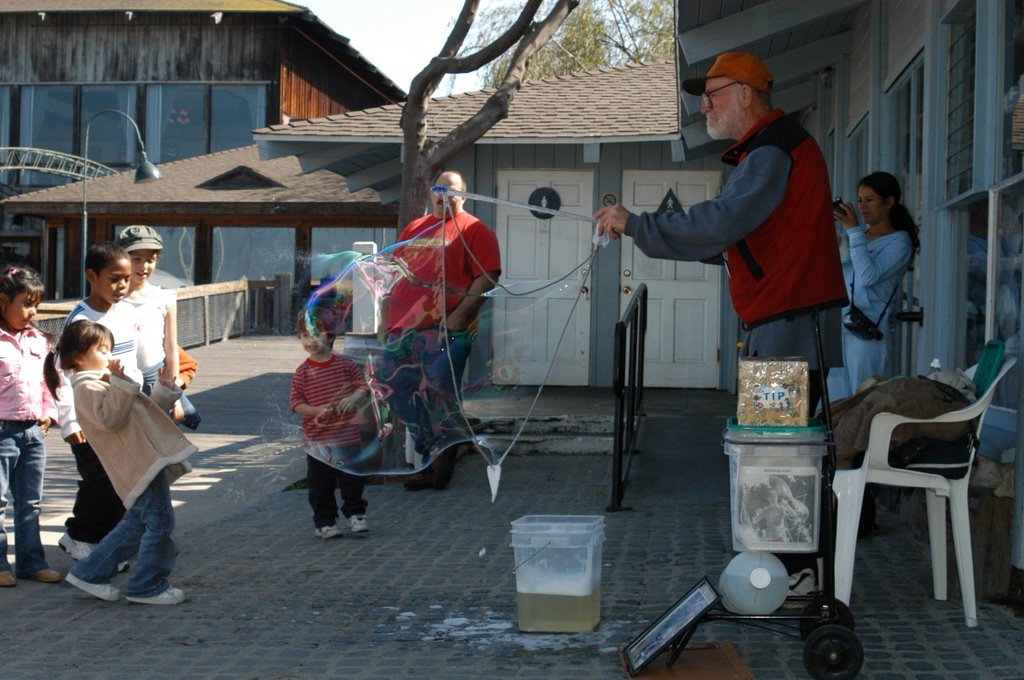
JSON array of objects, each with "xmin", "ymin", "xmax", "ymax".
[
  {"xmin": 799, "ymin": 596, "xmax": 855, "ymax": 639},
  {"xmin": 803, "ymin": 624, "xmax": 863, "ymax": 680}
]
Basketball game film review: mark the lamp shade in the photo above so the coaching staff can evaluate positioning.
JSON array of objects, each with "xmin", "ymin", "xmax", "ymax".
[{"xmin": 134, "ymin": 154, "xmax": 161, "ymax": 183}]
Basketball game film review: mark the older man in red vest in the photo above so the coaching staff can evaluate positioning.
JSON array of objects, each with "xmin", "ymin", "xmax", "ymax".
[{"xmin": 596, "ymin": 51, "xmax": 847, "ymax": 410}]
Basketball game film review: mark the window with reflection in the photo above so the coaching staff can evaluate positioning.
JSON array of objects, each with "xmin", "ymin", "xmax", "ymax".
[
  {"xmin": 81, "ymin": 86, "xmax": 138, "ymax": 169},
  {"xmin": 985, "ymin": 179, "xmax": 1024, "ymax": 412},
  {"xmin": 0, "ymin": 86, "xmax": 10, "ymax": 187},
  {"xmin": 19, "ymin": 85, "xmax": 75, "ymax": 186},
  {"xmin": 211, "ymin": 85, "xmax": 266, "ymax": 152},
  {"xmin": 965, "ymin": 199, "xmax": 990, "ymax": 366},
  {"xmin": 212, "ymin": 227, "xmax": 295, "ymax": 282},
  {"xmin": 891, "ymin": 60, "xmax": 924, "ymax": 224},
  {"xmin": 945, "ymin": 4, "xmax": 976, "ymax": 198},
  {"xmin": 146, "ymin": 84, "xmax": 207, "ymax": 163},
  {"xmin": 311, "ymin": 227, "xmax": 394, "ymax": 283},
  {"xmin": 1004, "ymin": 0, "xmax": 1024, "ymax": 179}
]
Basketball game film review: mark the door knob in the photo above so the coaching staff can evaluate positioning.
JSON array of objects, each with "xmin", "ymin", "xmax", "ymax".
[{"xmin": 623, "ymin": 286, "xmax": 633, "ymax": 294}]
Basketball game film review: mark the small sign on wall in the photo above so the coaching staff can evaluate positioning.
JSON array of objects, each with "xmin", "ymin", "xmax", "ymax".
[
  {"xmin": 528, "ymin": 187, "xmax": 561, "ymax": 219},
  {"xmin": 657, "ymin": 188, "xmax": 682, "ymax": 214}
]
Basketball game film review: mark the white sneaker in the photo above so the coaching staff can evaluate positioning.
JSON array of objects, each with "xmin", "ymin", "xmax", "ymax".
[
  {"xmin": 314, "ymin": 524, "xmax": 344, "ymax": 539},
  {"xmin": 348, "ymin": 515, "xmax": 369, "ymax": 534},
  {"xmin": 59, "ymin": 532, "xmax": 96, "ymax": 561},
  {"xmin": 127, "ymin": 586, "xmax": 186, "ymax": 605},
  {"xmin": 66, "ymin": 573, "xmax": 121, "ymax": 602}
]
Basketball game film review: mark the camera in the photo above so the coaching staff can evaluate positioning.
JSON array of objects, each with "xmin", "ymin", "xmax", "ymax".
[{"xmin": 832, "ymin": 196, "xmax": 847, "ymax": 217}]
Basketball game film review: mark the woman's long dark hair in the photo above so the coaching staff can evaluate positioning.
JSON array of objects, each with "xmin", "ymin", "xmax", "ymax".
[{"xmin": 859, "ymin": 171, "xmax": 920, "ymax": 252}]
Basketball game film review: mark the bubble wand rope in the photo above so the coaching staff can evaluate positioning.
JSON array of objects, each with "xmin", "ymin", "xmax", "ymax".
[
  {"xmin": 432, "ymin": 184, "xmax": 601, "ymax": 224},
  {"xmin": 434, "ymin": 188, "xmax": 599, "ymax": 474}
]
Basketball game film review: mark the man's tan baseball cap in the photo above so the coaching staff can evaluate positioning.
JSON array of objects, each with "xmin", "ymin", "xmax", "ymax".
[{"xmin": 682, "ymin": 51, "xmax": 774, "ymax": 95}]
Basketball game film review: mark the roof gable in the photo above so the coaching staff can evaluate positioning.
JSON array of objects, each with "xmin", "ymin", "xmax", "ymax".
[{"xmin": 197, "ymin": 165, "xmax": 285, "ymax": 190}]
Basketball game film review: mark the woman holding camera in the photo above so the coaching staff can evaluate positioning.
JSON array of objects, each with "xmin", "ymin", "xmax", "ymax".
[{"xmin": 832, "ymin": 172, "xmax": 919, "ymax": 398}]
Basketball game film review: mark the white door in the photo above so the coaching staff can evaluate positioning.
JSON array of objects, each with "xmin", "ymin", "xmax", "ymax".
[
  {"xmin": 621, "ymin": 170, "xmax": 722, "ymax": 388},
  {"xmin": 492, "ymin": 170, "xmax": 594, "ymax": 385}
]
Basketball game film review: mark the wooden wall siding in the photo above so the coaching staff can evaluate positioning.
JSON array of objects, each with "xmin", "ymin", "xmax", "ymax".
[
  {"xmin": 280, "ymin": 31, "xmax": 374, "ymax": 121},
  {"xmin": 0, "ymin": 13, "xmax": 283, "ymax": 82}
]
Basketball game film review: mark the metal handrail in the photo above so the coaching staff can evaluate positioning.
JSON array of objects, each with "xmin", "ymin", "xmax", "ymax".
[
  {"xmin": 0, "ymin": 147, "xmax": 115, "ymax": 180},
  {"xmin": 607, "ymin": 283, "xmax": 647, "ymax": 512}
]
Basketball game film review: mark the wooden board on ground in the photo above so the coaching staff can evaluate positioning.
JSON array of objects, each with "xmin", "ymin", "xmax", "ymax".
[{"xmin": 620, "ymin": 641, "xmax": 755, "ymax": 679}]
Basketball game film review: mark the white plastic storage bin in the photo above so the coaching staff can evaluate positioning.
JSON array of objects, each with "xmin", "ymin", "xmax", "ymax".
[
  {"xmin": 723, "ymin": 418, "xmax": 826, "ymax": 553},
  {"xmin": 509, "ymin": 515, "xmax": 605, "ymax": 632}
]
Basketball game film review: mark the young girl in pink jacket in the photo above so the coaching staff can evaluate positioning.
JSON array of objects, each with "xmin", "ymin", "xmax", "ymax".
[
  {"xmin": 46, "ymin": 319, "xmax": 196, "ymax": 605},
  {"xmin": 0, "ymin": 266, "xmax": 61, "ymax": 587}
]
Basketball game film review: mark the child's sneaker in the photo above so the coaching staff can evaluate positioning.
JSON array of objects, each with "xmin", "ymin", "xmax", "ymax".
[
  {"xmin": 65, "ymin": 573, "xmax": 121, "ymax": 602},
  {"xmin": 314, "ymin": 524, "xmax": 344, "ymax": 539},
  {"xmin": 348, "ymin": 515, "xmax": 369, "ymax": 534},
  {"xmin": 127, "ymin": 586, "xmax": 186, "ymax": 605},
  {"xmin": 59, "ymin": 532, "xmax": 96, "ymax": 560}
]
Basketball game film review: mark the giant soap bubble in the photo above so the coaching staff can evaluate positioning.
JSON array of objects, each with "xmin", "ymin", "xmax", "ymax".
[{"xmin": 300, "ymin": 189, "xmax": 603, "ymax": 499}]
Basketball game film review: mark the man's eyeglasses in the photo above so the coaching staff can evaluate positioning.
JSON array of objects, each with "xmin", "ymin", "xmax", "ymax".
[{"xmin": 701, "ymin": 81, "xmax": 741, "ymax": 109}]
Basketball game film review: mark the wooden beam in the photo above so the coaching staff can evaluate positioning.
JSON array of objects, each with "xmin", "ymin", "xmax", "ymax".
[
  {"xmin": 194, "ymin": 220, "xmax": 213, "ymax": 286},
  {"xmin": 680, "ymin": 78, "xmax": 814, "ymax": 160},
  {"xmin": 680, "ymin": 33, "xmax": 852, "ymax": 116},
  {"xmin": 295, "ymin": 142, "xmax": 392, "ymax": 173},
  {"xmin": 345, "ymin": 158, "xmax": 402, "ymax": 192},
  {"xmin": 679, "ymin": 0, "xmax": 861, "ymax": 64},
  {"xmin": 256, "ymin": 140, "xmax": 322, "ymax": 160},
  {"xmin": 376, "ymin": 184, "xmax": 402, "ymax": 205},
  {"xmin": 773, "ymin": 80, "xmax": 814, "ymax": 114}
]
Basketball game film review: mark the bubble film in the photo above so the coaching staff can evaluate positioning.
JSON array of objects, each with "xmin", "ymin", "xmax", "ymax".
[{"xmin": 299, "ymin": 194, "xmax": 601, "ymax": 497}]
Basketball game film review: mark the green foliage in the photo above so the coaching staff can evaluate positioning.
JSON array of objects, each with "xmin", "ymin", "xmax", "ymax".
[{"xmin": 470, "ymin": 0, "xmax": 674, "ymax": 88}]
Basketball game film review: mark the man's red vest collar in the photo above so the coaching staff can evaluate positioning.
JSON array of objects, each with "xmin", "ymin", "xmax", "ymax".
[{"xmin": 720, "ymin": 109, "xmax": 787, "ymax": 167}]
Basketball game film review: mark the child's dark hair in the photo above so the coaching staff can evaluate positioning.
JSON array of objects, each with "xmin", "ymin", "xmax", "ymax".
[
  {"xmin": 44, "ymin": 319, "xmax": 115, "ymax": 397},
  {"xmin": 296, "ymin": 310, "xmax": 336, "ymax": 340},
  {"xmin": 0, "ymin": 265, "xmax": 45, "ymax": 307},
  {"xmin": 85, "ymin": 242, "xmax": 130, "ymax": 274}
]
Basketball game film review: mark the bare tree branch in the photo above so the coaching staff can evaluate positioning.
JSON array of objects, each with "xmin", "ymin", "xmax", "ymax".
[
  {"xmin": 397, "ymin": 0, "xmax": 579, "ymax": 226},
  {"xmin": 437, "ymin": 0, "xmax": 481, "ymax": 58},
  {"xmin": 434, "ymin": 0, "xmax": 544, "ymax": 74},
  {"xmin": 428, "ymin": 0, "xmax": 579, "ymax": 168}
]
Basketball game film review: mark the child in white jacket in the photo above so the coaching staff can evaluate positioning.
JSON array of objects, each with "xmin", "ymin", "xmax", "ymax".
[{"xmin": 47, "ymin": 319, "xmax": 196, "ymax": 605}]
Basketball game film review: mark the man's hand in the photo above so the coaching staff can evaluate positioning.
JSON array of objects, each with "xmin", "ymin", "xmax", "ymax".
[{"xmin": 594, "ymin": 204, "xmax": 633, "ymax": 240}]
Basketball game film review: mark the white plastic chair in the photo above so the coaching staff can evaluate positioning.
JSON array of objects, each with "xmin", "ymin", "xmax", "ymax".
[{"xmin": 832, "ymin": 356, "xmax": 1016, "ymax": 627}]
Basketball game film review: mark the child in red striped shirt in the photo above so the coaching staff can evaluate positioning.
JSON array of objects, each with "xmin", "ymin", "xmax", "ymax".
[{"xmin": 290, "ymin": 314, "xmax": 371, "ymax": 539}]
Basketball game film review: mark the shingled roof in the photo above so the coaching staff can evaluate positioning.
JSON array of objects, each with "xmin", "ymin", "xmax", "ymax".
[
  {"xmin": 257, "ymin": 61, "xmax": 679, "ymax": 143},
  {"xmin": 0, "ymin": 1, "xmax": 304, "ymax": 11},
  {"xmin": 2, "ymin": 145, "xmax": 394, "ymax": 217}
]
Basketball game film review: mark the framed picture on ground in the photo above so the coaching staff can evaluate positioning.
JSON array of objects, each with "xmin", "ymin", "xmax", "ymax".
[{"xmin": 621, "ymin": 576, "xmax": 721, "ymax": 676}]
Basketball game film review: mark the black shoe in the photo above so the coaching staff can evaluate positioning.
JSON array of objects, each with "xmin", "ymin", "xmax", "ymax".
[
  {"xmin": 403, "ymin": 472, "xmax": 434, "ymax": 491},
  {"xmin": 181, "ymin": 412, "xmax": 202, "ymax": 430},
  {"xmin": 431, "ymin": 447, "xmax": 459, "ymax": 490}
]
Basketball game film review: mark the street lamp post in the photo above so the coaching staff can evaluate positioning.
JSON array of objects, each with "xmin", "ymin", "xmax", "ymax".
[{"xmin": 81, "ymin": 108, "xmax": 161, "ymax": 294}]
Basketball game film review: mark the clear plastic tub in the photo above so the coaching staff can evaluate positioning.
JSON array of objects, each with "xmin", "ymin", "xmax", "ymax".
[
  {"xmin": 510, "ymin": 515, "xmax": 605, "ymax": 632},
  {"xmin": 723, "ymin": 418, "xmax": 826, "ymax": 552}
]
